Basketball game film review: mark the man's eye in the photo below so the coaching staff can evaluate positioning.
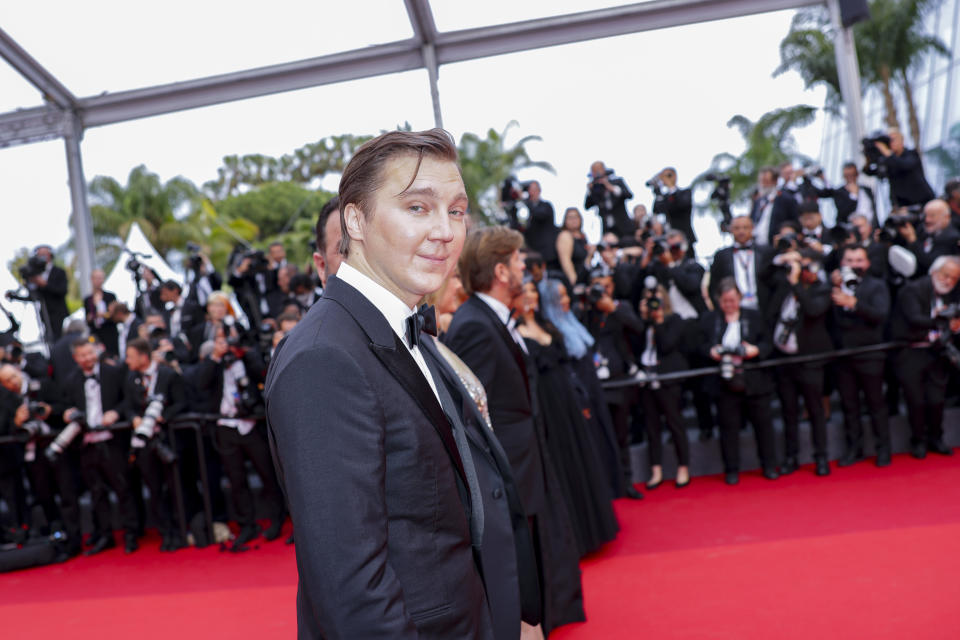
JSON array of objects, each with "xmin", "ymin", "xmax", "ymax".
[{"xmin": 449, "ymin": 209, "xmax": 465, "ymax": 218}]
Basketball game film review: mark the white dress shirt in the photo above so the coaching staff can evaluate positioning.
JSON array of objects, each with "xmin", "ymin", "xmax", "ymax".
[
  {"xmin": 336, "ymin": 262, "xmax": 440, "ymax": 402},
  {"xmin": 476, "ymin": 292, "xmax": 529, "ymax": 355},
  {"xmin": 82, "ymin": 364, "xmax": 112, "ymax": 443}
]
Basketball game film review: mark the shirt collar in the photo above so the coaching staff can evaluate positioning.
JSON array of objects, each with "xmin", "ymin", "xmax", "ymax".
[
  {"xmin": 145, "ymin": 362, "xmax": 158, "ymax": 378},
  {"xmin": 337, "ymin": 261, "xmax": 416, "ymax": 343},
  {"xmin": 476, "ymin": 292, "xmax": 512, "ymax": 325}
]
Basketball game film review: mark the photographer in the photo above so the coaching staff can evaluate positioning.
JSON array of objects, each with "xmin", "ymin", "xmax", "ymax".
[
  {"xmin": 700, "ymin": 277, "xmax": 779, "ymax": 485},
  {"xmin": 183, "ymin": 245, "xmax": 222, "ymax": 307},
  {"xmin": 123, "ymin": 337, "xmax": 188, "ymax": 551},
  {"xmin": 159, "ymin": 280, "xmax": 203, "ymax": 342},
  {"xmin": 185, "ymin": 292, "xmax": 242, "ymax": 362},
  {"xmin": 228, "ymin": 246, "xmax": 272, "ymax": 327},
  {"xmin": 192, "ymin": 333, "xmax": 285, "ymax": 546},
  {"xmin": 0, "ymin": 365, "xmax": 31, "ymax": 540},
  {"xmin": 750, "ymin": 167, "xmax": 799, "ymax": 246},
  {"xmin": 645, "ymin": 230, "xmax": 706, "ymax": 319},
  {"xmin": 890, "ymin": 256, "xmax": 960, "ymax": 459},
  {"xmin": 830, "ymin": 244, "xmax": 892, "ymax": 467},
  {"xmin": 21, "ymin": 245, "xmax": 69, "ymax": 341},
  {"xmin": 83, "ymin": 269, "xmax": 118, "ymax": 355},
  {"xmin": 896, "ymin": 199, "xmax": 960, "ymax": 276},
  {"xmin": 768, "ymin": 249, "xmax": 832, "ymax": 476},
  {"xmin": 796, "ymin": 201, "xmax": 833, "ymax": 256},
  {"xmin": 636, "ymin": 284, "xmax": 691, "ymax": 489},
  {"xmin": 804, "ymin": 162, "xmax": 878, "ymax": 226},
  {"xmin": 597, "ymin": 234, "xmax": 647, "ymax": 301},
  {"xmin": 522, "ymin": 181, "xmax": 558, "ymax": 263},
  {"xmin": 61, "ymin": 339, "xmax": 140, "ymax": 555},
  {"xmin": 109, "ymin": 302, "xmax": 141, "ymax": 362},
  {"xmin": 651, "ymin": 167, "xmax": 696, "ymax": 255},
  {"xmin": 847, "ymin": 214, "xmax": 889, "ymax": 278},
  {"xmin": 585, "ymin": 161, "xmax": 634, "ymax": 236},
  {"xmin": 871, "ymin": 130, "xmax": 935, "ymax": 208}
]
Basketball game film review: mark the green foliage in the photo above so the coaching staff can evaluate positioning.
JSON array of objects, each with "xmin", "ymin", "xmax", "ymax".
[
  {"xmin": 457, "ymin": 121, "xmax": 555, "ymax": 223},
  {"xmin": 928, "ymin": 122, "xmax": 960, "ymax": 177},
  {"xmin": 698, "ymin": 105, "xmax": 818, "ymax": 207},
  {"xmin": 774, "ymin": 9, "xmax": 842, "ymax": 114}
]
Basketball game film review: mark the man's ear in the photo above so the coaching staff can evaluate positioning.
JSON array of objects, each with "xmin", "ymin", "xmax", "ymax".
[
  {"xmin": 493, "ymin": 261, "xmax": 509, "ymax": 285},
  {"xmin": 312, "ymin": 252, "xmax": 326, "ymax": 286},
  {"xmin": 343, "ymin": 203, "xmax": 365, "ymax": 245}
]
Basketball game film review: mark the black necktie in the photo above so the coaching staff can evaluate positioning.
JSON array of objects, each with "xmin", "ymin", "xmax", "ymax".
[{"xmin": 405, "ymin": 305, "xmax": 437, "ymax": 349}]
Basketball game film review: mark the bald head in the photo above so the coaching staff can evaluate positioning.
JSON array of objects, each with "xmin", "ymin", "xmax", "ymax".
[
  {"xmin": 0, "ymin": 364, "xmax": 22, "ymax": 393},
  {"xmin": 924, "ymin": 199, "xmax": 951, "ymax": 234}
]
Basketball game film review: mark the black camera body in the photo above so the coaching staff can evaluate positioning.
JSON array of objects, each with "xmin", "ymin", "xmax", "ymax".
[
  {"xmin": 186, "ymin": 242, "xmax": 204, "ymax": 272},
  {"xmin": 19, "ymin": 255, "xmax": 47, "ymax": 281},
  {"xmin": 934, "ymin": 306, "xmax": 960, "ymax": 369},
  {"xmin": 878, "ymin": 207, "xmax": 924, "ymax": 242},
  {"xmin": 244, "ymin": 249, "xmax": 270, "ymax": 274},
  {"xmin": 862, "ymin": 133, "xmax": 892, "ymax": 178},
  {"xmin": 587, "ymin": 283, "xmax": 607, "ymax": 305}
]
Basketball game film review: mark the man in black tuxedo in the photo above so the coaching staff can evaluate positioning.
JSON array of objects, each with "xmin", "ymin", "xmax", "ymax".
[
  {"xmin": 523, "ymin": 180, "xmax": 558, "ymax": 264},
  {"xmin": 709, "ymin": 215, "xmax": 774, "ymax": 312},
  {"xmin": 897, "ymin": 199, "xmax": 960, "ymax": 276},
  {"xmin": 124, "ymin": 337, "xmax": 188, "ymax": 551},
  {"xmin": 84, "ymin": 269, "xmax": 118, "ymax": 355},
  {"xmin": 653, "ymin": 167, "xmax": 696, "ymax": 252},
  {"xmin": 805, "ymin": 162, "xmax": 878, "ymax": 226},
  {"xmin": 768, "ymin": 250, "xmax": 832, "ymax": 476},
  {"xmin": 891, "ymin": 255, "xmax": 960, "ymax": 459},
  {"xmin": 847, "ymin": 214, "xmax": 889, "ymax": 278},
  {"xmin": 585, "ymin": 161, "xmax": 634, "ymax": 237},
  {"xmin": 26, "ymin": 245, "xmax": 69, "ymax": 341},
  {"xmin": 874, "ymin": 130, "xmax": 935, "ymax": 208},
  {"xmin": 108, "ymin": 302, "xmax": 141, "ymax": 362},
  {"xmin": 830, "ymin": 245, "xmax": 892, "ymax": 467},
  {"xmin": 750, "ymin": 167, "xmax": 799, "ymax": 246},
  {"xmin": 265, "ymin": 129, "xmax": 495, "ymax": 639},
  {"xmin": 62, "ymin": 339, "xmax": 140, "ymax": 554},
  {"xmin": 159, "ymin": 281, "xmax": 203, "ymax": 341}
]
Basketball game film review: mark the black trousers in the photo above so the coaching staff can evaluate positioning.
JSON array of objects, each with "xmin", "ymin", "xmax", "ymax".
[
  {"xmin": 215, "ymin": 424, "xmax": 285, "ymax": 528},
  {"xmin": 0, "ymin": 449, "xmax": 28, "ymax": 530},
  {"xmin": 26, "ymin": 444, "xmax": 82, "ymax": 540},
  {"xmin": 716, "ymin": 391, "xmax": 777, "ymax": 473},
  {"xmin": 641, "ymin": 384, "xmax": 690, "ymax": 466},
  {"xmin": 135, "ymin": 441, "xmax": 177, "ymax": 537},
  {"xmin": 835, "ymin": 356, "xmax": 891, "ymax": 454},
  {"xmin": 607, "ymin": 401, "xmax": 636, "ymax": 485},
  {"xmin": 897, "ymin": 348, "xmax": 950, "ymax": 446},
  {"xmin": 81, "ymin": 438, "xmax": 139, "ymax": 536},
  {"xmin": 776, "ymin": 362, "xmax": 827, "ymax": 459}
]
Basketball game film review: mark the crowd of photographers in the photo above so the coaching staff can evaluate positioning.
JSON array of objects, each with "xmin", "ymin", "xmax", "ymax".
[
  {"xmin": 513, "ymin": 130, "xmax": 960, "ymax": 487},
  {"xmin": 0, "ymin": 198, "xmax": 347, "ymax": 561}
]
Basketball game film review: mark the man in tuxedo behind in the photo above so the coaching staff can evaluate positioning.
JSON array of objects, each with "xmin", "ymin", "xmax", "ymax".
[
  {"xmin": 709, "ymin": 215, "xmax": 774, "ymax": 312},
  {"xmin": 265, "ymin": 129, "xmax": 495, "ymax": 639},
  {"xmin": 84, "ymin": 269, "xmax": 118, "ymax": 355},
  {"xmin": 585, "ymin": 161, "xmax": 634, "ymax": 237}
]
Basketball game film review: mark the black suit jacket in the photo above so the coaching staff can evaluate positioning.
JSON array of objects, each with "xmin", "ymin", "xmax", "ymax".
[
  {"xmin": 636, "ymin": 314, "xmax": 689, "ymax": 376},
  {"xmin": 123, "ymin": 365, "xmax": 188, "ymax": 423},
  {"xmin": 265, "ymin": 276, "xmax": 493, "ymax": 640},
  {"xmin": 751, "ymin": 190, "xmax": 799, "ymax": 245},
  {"xmin": 831, "ymin": 274, "xmax": 890, "ymax": 369},
  {"xmin": 163, "ymin": 298, "xmax": 204, "ymax": 338},
  {"xmin": 523, "ymin": 198, "xmax": 558, "ymax": 262},
  {"xmin": 882, "ymin": 149, "xmax": 935, "ymax": 207},
  {"xmin": 653, "ymin": 187, "xmax": 696, "ymax": 243},
  {"xmin": 444, "ymin": 296, "xmax": 546, "ymax": 517},
  {"xmin": 708, "ymin": 245, "xmax": 774, "ymax": 311},
  {"xmin": 891, "ymin": 276, "xmax": 960, "ymax": 343},
  {"xmin": 699, "ymin": 307, "xmax": 774, "ymax": 396},
  {"xmin": 767, "ymin": 277, "xmax": 833, "ymax": 356},
  {"xmin": 585, "ymin": 177, "xmax": 634, "ymax": 236},
  {"xmin": 809, "ymin": 180, "xmax": 877, "ymax": 225},
  {"xmin": 63, "ymin": 363, "xmax": 127, "ymax": 422},
  {"xmin": 908, "ymin": 227, "xmax": 960, "ymax": 276},
  {"xmin": 38, "ymin": 265, "xmax": 69, "ymax": 339},
  {"xmin": 84, "ymin": 291, "xmax": 119, "ymax": 352}
]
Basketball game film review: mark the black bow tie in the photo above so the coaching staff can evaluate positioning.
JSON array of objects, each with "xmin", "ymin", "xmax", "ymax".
[
  {"xmin": 405, "ymin": 305, "xmax": 437, "ymax": 349},
  {"xmin": 84, "ymin": 373, "xmax": 99, "ymax": 383},
  {"xmin": 734, "ymin": 244, "xmax": 754, "ymax": 252}
]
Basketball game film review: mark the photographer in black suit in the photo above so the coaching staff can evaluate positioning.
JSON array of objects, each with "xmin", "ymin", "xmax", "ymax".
[
  {"xmin": 750, "ymin": 167, "xmax": 799, "ymax": 247},
  {"xmin": 159, "ymin": 281, "xmax": 203, "ymax": 342},
  {"xmin": 830, "ymin": 245, "xmax": 892, "ymax": 467},
  {"xmin": 585, "ymin": 161, "xmax": 634, "ymax": 236},
  {"xmin": 123, "ymin": 337, "xmax": 188, "ymax": 551},
  {"xmin": 652, "ymin": 167, "xmax": 696, "ymax": 255},
  {"xmin": 709, "ymin": 216, "xmax": 774, "ymax": 312},
  {"xmin": 83, "ymin": 269, "xmax": 118, "ymax": 355},
  {"xmin": 768, "ymin": 249, "xmax": 832, "ymax": 476},
  {"xmin": 896, "ymin": 199, "xmax": 960, "ymax": 276},
  {"xmin": 873, "ymin": 129, "xmax": 935, "ymax": 208},
  {"xmin": 61, "ymin": 339, "xmax": 140, "ymax": 554},
  {"xmin": 23, "ymin": 245, "xmax": 69, "ymax": 341},
  {"xmin": 891, "ymin": 255, "xmax": 960, "ymax": 459},
  {"xmin": 522, "ymin": 180, "xmax": 558, "ymax": 264},
  {"xmin": 804, "ymin": 162, "xmax": 878, "ymax": 226}
]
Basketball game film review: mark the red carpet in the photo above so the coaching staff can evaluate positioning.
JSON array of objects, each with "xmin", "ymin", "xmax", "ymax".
[{"xmin": 4, "ymin": 456, "xmax": 960, "ymax": 638}]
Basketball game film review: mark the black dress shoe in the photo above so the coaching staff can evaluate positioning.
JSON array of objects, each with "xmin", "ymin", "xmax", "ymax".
[
  {"xmin": 910, "ymin": 442, "xmax": 927, "ymax": 459},
  {"xmin": 780, "ymin": 457, "xmax": 798, "ymax": 475},
  {"xmin": 624, "ymin": 485, "xmax": 645, "ymax": 500},
  {"xmin": 160, "ymin": 535, "xmax": 171, "ymax": 552},
  {"xmin": 762, "ymin": 467, "xmax": 780, "ymax": 481},
  {"xmin": 85, "ymin": 535, "xmax": 116, "ymax": 556},
  {"xmin": 675, "ymin": 477, "xmax": 691, "ymax": 489},
  {"xmin": 875, "ymin": 450, "xmax": 892, "ymax": 467},
  {"xmin": 165, "ymin": 535, "xmax": 186, "ymax": 552},
  {"xmin": 645, "ymin": 478, "xmax": 663, "ymax": 491},
  {"xmin": 263, "ymin": 520, "xmax": 283, "ymax": 541},
  {"xmin": 124, "ymin": 534, "xmax": 139, "ymax": 554},
  {"xmin": 235, "ymin": 524, "xmax": 261, "ymax": 546},
  {"xmin": 815, "ymin": 457, "xmax": 830, "ymax": 476},
  {"xmin": 724, "ymin": 471, "xmax": 739, "ymax": 486},
  {"xmin": 837, "ymin": 450, "xmax": 863, "ymax": 467},
  {"xmin": 927, "ymin": 440, "xmax": 953, "ymax": 456}
]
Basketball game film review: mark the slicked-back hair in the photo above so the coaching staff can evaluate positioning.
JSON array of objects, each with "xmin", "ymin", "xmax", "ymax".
[
  {"xmin": 316, "ymin": 196, "xmax": 340, "ymax": 258},
  {"xmin": 459, "ymin": 226, "xmax": 523, "ymax": 296},
  {"xmin": 338, "ymin": 128, "xmax": 460, "ymax": 257}
]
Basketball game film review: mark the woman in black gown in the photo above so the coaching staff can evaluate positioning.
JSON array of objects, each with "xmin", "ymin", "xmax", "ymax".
[
  {"xmin": 518, "ymin": 281, "xmax": 619, "ymax": 556},
  {"xmin": 552, "ymin": 207, "xmax": 593, "ymax": 290}
]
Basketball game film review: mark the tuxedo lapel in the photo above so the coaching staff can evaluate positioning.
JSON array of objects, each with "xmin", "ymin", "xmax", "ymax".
[
  {"xmin": 469, "ymin": 297, "xmax": 530, "ymax": 390},
  {"xmin": 323, "ymin": 277, "xmax": 468, "ymax": 487}
]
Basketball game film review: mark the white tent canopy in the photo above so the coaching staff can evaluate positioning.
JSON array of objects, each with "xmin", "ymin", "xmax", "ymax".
[{"xmin": 103, "ymin": 221, "xmax": 181, "ymax": 309}]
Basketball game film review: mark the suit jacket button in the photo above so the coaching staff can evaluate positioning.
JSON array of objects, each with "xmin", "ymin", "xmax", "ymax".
[{"xmin": 492, "ymin": 488, "xmax": 503, "ymax": 499}]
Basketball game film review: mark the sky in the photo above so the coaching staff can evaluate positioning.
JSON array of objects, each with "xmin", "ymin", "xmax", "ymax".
[{"xmin": 0, "ymin": 1, "xmax": 829, "ymax": 282}]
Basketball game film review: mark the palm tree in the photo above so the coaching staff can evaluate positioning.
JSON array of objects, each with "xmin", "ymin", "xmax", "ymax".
[
  {"xmin": 88, "ymin": 165, "xmax": 200, "ymax": 268},
  {"xmin": 928, "ymin": 122, "xmax": 960, "ymax": 177},
  {"xmin": 775, "ymin": 0, "xmax": 949, "ymax": 145},
  {"xmin": 457, "ymin": 121, "xmax": 555, "ymax": 223},
  {"xmin": 698, "ymin": 105, "xmax": 818, "ymax": 208}
]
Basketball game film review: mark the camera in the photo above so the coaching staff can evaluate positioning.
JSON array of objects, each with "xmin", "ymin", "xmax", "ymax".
[
  {"xmin": 878, "ymin": 206, "xmax": 924, "ymax": 243},
  {"xmin": 862, "ymin": 133, "xmax": 892, "ymax": 178},
  {"xmin": 934, "ymin": 305, "xmax": 960, "ymax": 369},
  {"xmin": 27, "ymin": 401, "xmax": 47, "ymax": 420},
  {"xmin": 642, "ymin": 275, "xmax": 661, "ymax": 311},
  {"xmin": 19, "ymin": 255, "xmax": 48, "ymax": 281},
  {"xmin": 704, "ymin": 173, "xmax": 733, "ymax": 227},
  {"xmin": 718, "ymin": 346, "xmax": 746, "ymax": 381},
  {"xmin": 587, "ymin": 283, "xmax": 608, "ymax": 305},
  {"xmin": 500, "ymin": 176, "xmax": 532, "ymax": 205},
  {"xmin": 130, "ymin": 394, "xmax": 177, "ymax": 464},
  {"xmin": 776, "ymin": 233, "xmax": 803, "ymax": 253},
  {"xmin": 244, "ymin": 249, "xmax": 270, "ymax": 274},
  {"xmin": 839, "ymin": 265, "xmax": 862, "ymax": 289},
  {"xmin": 186, "ymin": 242, "xmax": 204, "ymax": 272},
  {"xmin": 45, "ymin": 412, "xmax": 87, "ymax": 463}
]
